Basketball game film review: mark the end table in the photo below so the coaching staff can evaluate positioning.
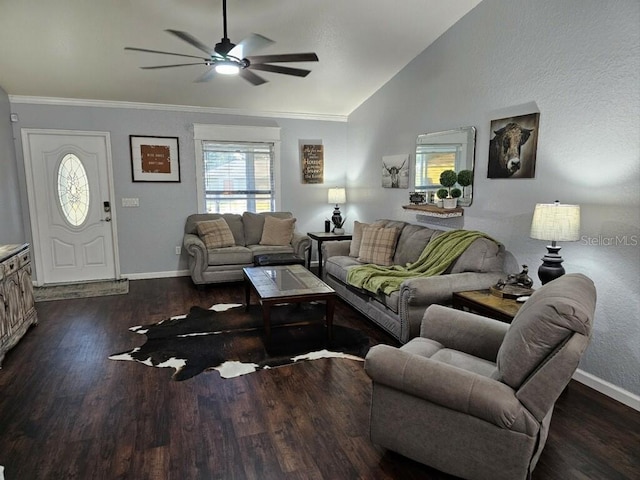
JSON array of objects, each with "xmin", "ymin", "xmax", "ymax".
[
  {"xmin": 307, "ymin": 231, "xmax": 353, "ymax": 278},
  {"xmin": 452, "ymin": 290, "xmax": 528, "ymax": 323}
]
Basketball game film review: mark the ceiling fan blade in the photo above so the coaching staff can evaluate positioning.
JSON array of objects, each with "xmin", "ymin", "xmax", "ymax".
[
  {"xmin": 124, "ymin": 47, "xmax": 208, "ymax": 60},
  {"xmin": 249, "ymin": 63, "xmax": 311, "ymax": 77},
  {"xmin": 228, "ymin": 33, "xmax": 274, "ymax": 59},
  {"xmin": 140, "ymin": 63, "xmax": 206, "ymax": 69},
  {"xmin": 246, "ymin": 53, "xmax": 318, "ymax": 63},
  {"xmin": 239, "ymin": 69, "xmax": 268, "ymax": 86},
  {"xmin": 165, "ymin": 29, "xmax": 215, "ymax": 55},
  {"xmin": 194, "ymin": 68, "xmax": 218, "ymax": 83}
]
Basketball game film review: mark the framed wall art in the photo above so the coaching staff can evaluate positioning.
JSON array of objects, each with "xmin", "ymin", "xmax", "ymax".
[
  {"xmin": 382, "ymin": 154, "xmax": 409, "ymax": 188},
  {"xmin": 487, "ymin": 113, "xmax": 539, "ymax": 179},
  {"xmin": 300, "ymin": 141, "xmax": 324, "ymax": 184},
  {"xmin": 130, "ymin": 135, "xmax": 180, "ymax": 182}
]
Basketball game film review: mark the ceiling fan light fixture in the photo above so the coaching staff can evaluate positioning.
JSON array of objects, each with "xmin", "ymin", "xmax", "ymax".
[{"xmin": 214, "ymin": 60, "xmax": 240, "ymax": 75}]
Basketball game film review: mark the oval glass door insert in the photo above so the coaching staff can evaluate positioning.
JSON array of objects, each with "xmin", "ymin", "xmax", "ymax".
[{"xmin": 57, "ymin": 153, "xmax": 90, "ymax": 226}]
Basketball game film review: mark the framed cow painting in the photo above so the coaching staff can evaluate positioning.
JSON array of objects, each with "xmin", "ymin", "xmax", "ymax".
[
  {"xmin": 488, "ymin": 113, "xmax": 539, "ymax": 179},
  {"xmin": 382, "ymin": 154, "xmax": 409, "ymax": 188}
]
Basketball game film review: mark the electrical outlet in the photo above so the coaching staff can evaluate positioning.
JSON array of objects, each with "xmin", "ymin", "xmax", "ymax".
[{"xmin": 175, "ymin": 246, "xmax": 181, "ymax": 255}]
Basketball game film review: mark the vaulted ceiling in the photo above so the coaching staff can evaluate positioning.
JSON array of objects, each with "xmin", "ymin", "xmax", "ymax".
[{"xmin": 0, "ymin": 0, "xmax": 481, "ymax": 117}]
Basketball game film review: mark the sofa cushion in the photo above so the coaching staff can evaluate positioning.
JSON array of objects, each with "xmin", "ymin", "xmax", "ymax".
[
  {"xmin": 393, "ymin": 224, "xmax": 439, "ymax": 266},
  {"xmin": 357, "ymin": 226, "xmax": 401, "ymax": 266},
  {"xmin": 206, "ymin": 246, "xmax": 254, "ymax": 266},
  {"xmin": 260, "ymin": 216, "xmax": 296, "ymax": 246},
  {"xmin": 447, "ymin": 237, "xmax": 505, "ymax": 274},
  {"xmin": 349, "ymin": 221, "xmax": 369, "ymax": 257},
  {"xmin": 196, "ymin": 218, "xmax": 236, "ymax": 249},
  {"xmin": 496, "ymin": 273, "xmax": 595, "ymax": 389},
  {"xmin": 243, "ymin": 211, "xmax": 293, "ymax": 245}
]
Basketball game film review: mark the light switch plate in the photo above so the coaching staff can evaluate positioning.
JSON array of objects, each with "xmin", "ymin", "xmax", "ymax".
[{"xmin": 122, "ymin": 197, "xmax": 139, "ymax": 207}]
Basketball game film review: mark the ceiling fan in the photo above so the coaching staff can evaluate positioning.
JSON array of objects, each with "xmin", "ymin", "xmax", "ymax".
[{"xmin": 124, "ymin": 0, "xmax": 318, "ymax": 86}]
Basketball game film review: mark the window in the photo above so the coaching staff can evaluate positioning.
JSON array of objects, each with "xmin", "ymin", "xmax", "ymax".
[
  {"xmin": 57, "ymin": 153, "xmax": 90, "ymax": 226},
  {"xmin": 194, "ymin": 124, "xmax": 281, "ymax": 214},
  {"xmin": 202, "ymin": 141, "xmax": 274, "ymax": 214}
]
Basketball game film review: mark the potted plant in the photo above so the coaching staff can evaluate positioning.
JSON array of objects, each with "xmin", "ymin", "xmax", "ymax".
[
  {"xmin": 439, "ymin": 170, "xmax": 458, "ymax": 196},
  {"xmin": 436, "ymin": 188, "xmax": 448, "ymax": 208},
  {"xmin": 439, "ymin": 170, "xmax": 459, "ymax": 209},
  {"xmin": 457, "ymin": 169, "xmax": 473, "ymax": 206},
  {"xmin": 333, "ymin": 216, "xmax": 347, "ymax": 235}
]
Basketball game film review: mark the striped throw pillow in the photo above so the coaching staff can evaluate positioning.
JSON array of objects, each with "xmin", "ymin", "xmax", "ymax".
[
  {"xmin": 196, "ymin": 218, "xmax": 236, "ymax": 249},
  {"xmin": 357, "ymin": 226, "xmax": 400, "ymax": 266}
]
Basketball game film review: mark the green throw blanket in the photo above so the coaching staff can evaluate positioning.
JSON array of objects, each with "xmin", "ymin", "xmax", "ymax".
[{"xmin": 346, "ymin": 229, "xmax": 496, "ymax": 295}]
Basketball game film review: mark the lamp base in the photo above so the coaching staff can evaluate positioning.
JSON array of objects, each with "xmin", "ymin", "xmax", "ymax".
[
  {"xmin": 538, "ymin": 245, "xmax": 565, "ymax": 285},
  {"xmin": 331, "ymin": 205, "xmax": 342, "ymax": 232}
]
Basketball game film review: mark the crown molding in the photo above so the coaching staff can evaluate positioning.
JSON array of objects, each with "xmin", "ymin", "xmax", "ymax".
[{"xmin": 8, "ymin": 95, "xmax": 348, "ymax": 123}]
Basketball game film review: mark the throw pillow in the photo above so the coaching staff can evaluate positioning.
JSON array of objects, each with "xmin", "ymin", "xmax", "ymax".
[
  {"xmin": 196, "ymin": 218, "xmax": 236, "ymax": 249},
  {"xmin": 349, "ymin": 221, "xmax": 370, "ymax": 257},
  {"xmin": 357, "ymin": 226, "xmax": 401, "ymax": 266},
  {"xmin": 259, "ymin": 216, "xmax": 296, "ymax": 246}
]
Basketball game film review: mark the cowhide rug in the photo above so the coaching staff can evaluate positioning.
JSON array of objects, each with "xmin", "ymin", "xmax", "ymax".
[{"xmin": 109, "ymin": 303, "xmax": 370, "ymax": 381}]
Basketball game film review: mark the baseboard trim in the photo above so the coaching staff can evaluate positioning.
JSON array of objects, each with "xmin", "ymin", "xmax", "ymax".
[
  {"xmin": 123, "ymin": 270, "xmax": 190, "ymax": 280},
  {"xmin": 573, "ymin": 369, "xmax": 640, "ymax": 411}
]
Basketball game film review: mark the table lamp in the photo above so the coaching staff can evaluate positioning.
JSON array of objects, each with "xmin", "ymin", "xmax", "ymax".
[
  {"xmin": 328, "ymin": 187, "xmax": 346, "ymax": 232},
  {"xmin": 530, "ymin": 200, "xmax": 581, "ymax": 284}
]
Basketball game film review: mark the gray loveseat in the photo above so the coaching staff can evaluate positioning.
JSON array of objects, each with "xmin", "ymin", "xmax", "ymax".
[
  {"xmin": 322, "ymin": 220, "xmax": 513, "ymax": 343},
  {"xmin": 183, "ymin": 211, "xmax": 310, "ymax": 285}
]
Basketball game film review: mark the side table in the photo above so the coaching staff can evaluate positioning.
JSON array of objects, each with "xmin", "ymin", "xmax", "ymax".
[
  {"xmin": 306, "ymin": 231, "xmax": 353, "ymax": 278},
  {"xmin": 452, "ymin": 290, "xmax": 526, "ymax": 323}
]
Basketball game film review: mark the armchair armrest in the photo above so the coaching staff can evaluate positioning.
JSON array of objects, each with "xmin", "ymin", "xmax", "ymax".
[
  {"xmin": 420, "ymin": 305, "xmax": 508, "ymax": 362},
  {"xmin": 365, "ymin": 345, "xmax": 533, "ymax": 433}
]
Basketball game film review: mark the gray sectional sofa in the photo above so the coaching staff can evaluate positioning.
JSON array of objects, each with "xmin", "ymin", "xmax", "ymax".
[
  {"xmin": 183, "ymin": 211, "xmax": 310, "ymax": 285},
  {"xmin": 322, "ymin": 220, "xmax": 514, "ymax": 343}
]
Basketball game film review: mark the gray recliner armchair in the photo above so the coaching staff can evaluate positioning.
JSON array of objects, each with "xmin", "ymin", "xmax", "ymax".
[{"xmin": 365, "ymin": 273, "xmax": 596, "ymax": 480}]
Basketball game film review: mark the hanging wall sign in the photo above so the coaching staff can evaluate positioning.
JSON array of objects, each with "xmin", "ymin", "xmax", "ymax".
[
  {"xmin": 130, "ymin": 135, "xmax": 180, "ymax": 182},
  {"xmin": 300, "ymin": 141, "xmax": 324, "ymax": 184}
]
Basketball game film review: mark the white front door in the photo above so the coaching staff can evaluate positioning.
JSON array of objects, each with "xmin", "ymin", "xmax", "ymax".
[{"xmin": 22, "ymin": 129, "xmax": 119, "ymax": 285}]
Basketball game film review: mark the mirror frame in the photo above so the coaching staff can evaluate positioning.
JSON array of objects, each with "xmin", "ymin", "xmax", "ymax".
[{"xmin": 414, "ymin": 126, "xmax": 476, "ymax": 206}]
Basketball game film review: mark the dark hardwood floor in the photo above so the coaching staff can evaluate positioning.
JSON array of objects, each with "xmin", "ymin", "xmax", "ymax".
[{"xmin": 0, "ymin": 276, "xmax": 638, "ymax": 480}]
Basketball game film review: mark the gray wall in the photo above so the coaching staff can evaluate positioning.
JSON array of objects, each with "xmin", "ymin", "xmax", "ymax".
[
  {"xmin": 9, "ymin": 103, "xmax": 347, "ymax": 276},
  {"xmin": 0, "ymin": 86, "xmax": 25, "ymax": 244},
  {"xmin": 346, "ymin": 0, "xmax": 640, "ymax": 394}
]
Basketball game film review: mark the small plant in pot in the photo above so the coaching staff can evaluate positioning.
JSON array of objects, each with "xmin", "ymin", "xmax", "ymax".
[
  {"xmin": 436, "ymin": 188, "xmax": 448, "ymax": 208},
  {"xmin": 332, "ymin": 216, "xmax": 347, "ymax": 235},
  {"xmin": 457, "ymin": 169, "xmax": 473, "ymax": 206},
  {"xmin": 439, "ymin": 170, "xmax": 459, "ymax": 209},
  {"xmin": 439, "ymin": 170, "xmax": 458, "ymax": 195}
]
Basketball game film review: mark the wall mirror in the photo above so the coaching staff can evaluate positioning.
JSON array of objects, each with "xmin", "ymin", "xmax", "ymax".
[{"xmin": 415, "ymin": 126, "xmax": 476, "ymax": 206}]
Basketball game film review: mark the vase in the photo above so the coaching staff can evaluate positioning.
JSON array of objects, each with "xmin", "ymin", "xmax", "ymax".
[
  {"xmin": 442, "ymin": 198, "xmax": 458, "ymax": 209},
  {"xmin": 333, "ymin": 228, "xmax": 345, "ymax": 235}
]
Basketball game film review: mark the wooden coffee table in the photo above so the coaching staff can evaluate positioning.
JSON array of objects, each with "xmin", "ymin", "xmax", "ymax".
[
  {"xmin": 452, "ymin": 290, "xmax": 527, "ymax": 323},
  {"xmin": 243, "ymin": 264, "xmax": 336, "ymax": 340}
]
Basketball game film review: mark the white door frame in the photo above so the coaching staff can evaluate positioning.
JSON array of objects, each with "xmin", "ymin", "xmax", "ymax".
[{"xmin": 21, "ymin": 128, "xmax": 121, "ymax": 286}]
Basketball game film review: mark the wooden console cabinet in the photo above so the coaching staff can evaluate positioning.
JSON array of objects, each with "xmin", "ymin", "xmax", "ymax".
[{"xmin": 0, "ymin": 243, "xmax": 38, "ymax": 366}]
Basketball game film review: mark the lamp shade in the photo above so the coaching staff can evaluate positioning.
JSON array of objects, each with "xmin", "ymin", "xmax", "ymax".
[
  {"xmin": 328, "ymin": 187, "xmax": 346, "ymax": 205},
  {"xmin": 530, "ymin": 202, "xmax": 581, "ymax": 242}
]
